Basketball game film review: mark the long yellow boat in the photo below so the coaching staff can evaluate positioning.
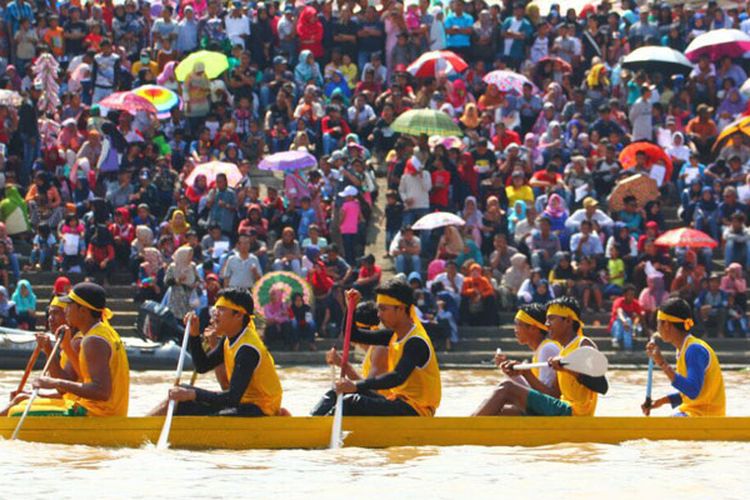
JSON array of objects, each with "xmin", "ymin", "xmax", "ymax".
[{"xmin": 2, "ymin": 417, "xmax": 750, "ymax": 449}]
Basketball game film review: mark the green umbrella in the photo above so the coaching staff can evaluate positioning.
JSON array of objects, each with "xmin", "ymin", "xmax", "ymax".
[
  {"xmin": 252, "ymin": 271, "xmax": 314, "ymax": 319},
  {"xmin": 175, "ymin": 50, "xmax": 230, "ymax": 81},
  {"xmin": 391, "ymin": 109, "xmax": 463, "ymax": 137}
]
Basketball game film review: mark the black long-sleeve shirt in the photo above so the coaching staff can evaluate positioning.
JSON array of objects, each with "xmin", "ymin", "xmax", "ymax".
[
  {"xmin": 188, "ymin": 335, "xmax": 259, "ymax": 409},
  {"xmin": 349, "ymin": 327, "xmax": 429, "ymax": 393}
]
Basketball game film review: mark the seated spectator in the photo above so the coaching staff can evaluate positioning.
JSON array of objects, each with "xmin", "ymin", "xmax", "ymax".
[
  {"xmin": 263, "ymin": 287, "xmax": 292, "ymax": 347},
  {"xmin": 529, "ymin": 216, "xmax": 561, "ymax": 275},
  {"xmin": 499, "ymin": 253, "xmax": 529, "ymax": 309},
  {"xmin": 570, "ymin": 220, "xmax": 604, "ymax": 265},
  {"xmin": 0, "ymin": 286, "xmax": 18, "ymax": 327},
  {"xmin": 460, "ymin": 263, "xmax": 497, "ymax": 326},
  {"xmin": 272, "ymin": 227, "xmax": 303, "ymax": 275},
  {"xmin": 85, "ymin": 224, "xmax": 115, "ymax": 284},
  {"xmin": 638, "ymin": 273, "xmax": 668, "ymax": 333},
  {"xmin": 353, "ymin": 254, "xmax": 381, "ymax": 299},
  {"xmin": 721, "ymin": 264, "xmax": 748, "ymax": 337},
  {"xmin": 723, "ymin": 212, "xmax": 750, "ymax": 268},
  {"xmin": 289, "ymin": 292, "xmax": 317, "ymax": 351},
  {"xmin": 609, "ymin": 284, "xmax": 644, "ymax": 351},
  {"xmin": 391, "ymin": 224, "xmax": 421, "ymax": 275},
  {"xmin": 694, "ymin": 274, "xmax": 729, "ymax": 338},
  {"xmin": 549, "ymin": 251, "xmax": 575, "ymax": 297},
  {"xmin": 12, "ymin": 279, "xmax": 36, "ymax": 331},
  {"xmin": 573, "ymin": 255, "xmax": 603, "ymax": 312}
]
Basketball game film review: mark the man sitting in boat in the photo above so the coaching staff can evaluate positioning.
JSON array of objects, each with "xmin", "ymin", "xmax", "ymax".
[
  {"xmin": 330, "ymin": 280, "xmax": 442, "ymax": 416},
  {"xmin": 149, "ymin": 288, "xmax": 283, "ymax": 416},
  {"xmin": 473, "ymin": 303, "xmax": 561, "ymax": 415},
  {"xmin": 643, "ymin": 297, "xmax": 726, "ymax": 417},
  {"xmin": 35, "ymin": 295, "xmax": 82, "ymax": 382},
  {"xmin": 8, "ymin": 283, "xmax": 130, "ymax": 417},
  {"xmin": 471, "ymin": 297, "xmax": 606, "ymax": 417},
  {"xmin": 311, "ymin": 300, "xmax": 390, "ymax": 416}
]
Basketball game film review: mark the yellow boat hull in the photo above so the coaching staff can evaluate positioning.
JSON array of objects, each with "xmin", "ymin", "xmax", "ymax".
[{"xmin": 2, "ymin": 416, "xmax": 750, "ymax": 449}]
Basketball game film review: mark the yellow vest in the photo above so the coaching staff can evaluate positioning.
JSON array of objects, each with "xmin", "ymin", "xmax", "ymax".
[
  {"xmin": 386, "ymin": 323, "xmax": 441, "ymax": 416},
  {"xmin": 532, "ymin": 338, "xmax": 561, "ymax": 380},
  {"xmin": 223, "ymin": 321, "xmax": 282, "ymax": 416},
  {"xmin": 675, "ymin": 336, "xmax": 726, "ymax": 417},
  {"xmin": 69, "ymin": 322, "xmax": 130, "ymax": 416},
  {"xmin": 558, "ymin": 335, "xmax": 598, "ymax": 416},
  {"xmin": 60, "ymin": 331, "xmax": 84, "ymax": 373}
]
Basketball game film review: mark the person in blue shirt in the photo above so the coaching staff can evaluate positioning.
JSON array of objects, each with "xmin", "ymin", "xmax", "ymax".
[
  {"xmin": 443, "ymin": 0, "xmax": 474, "ymax": 60},
  {"xmin": 693, "ymin": 274, "xmax": 728, "ymax": 338},
  {"xmin": 4, "ymin": 0, "xmax": 33, "ymax": 38},
  {"xmin": 297, "ymin": 196, "xmax": 317, "ymax": 241},
  {"xmin": 500, "ymin": 3, "xmax": 533, "ymax": 70}
]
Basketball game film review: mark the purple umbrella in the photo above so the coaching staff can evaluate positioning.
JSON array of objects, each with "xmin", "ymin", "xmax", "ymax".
[{"xmin": 258, "ymin": 151, "xmax": 317, "ymax": 171}]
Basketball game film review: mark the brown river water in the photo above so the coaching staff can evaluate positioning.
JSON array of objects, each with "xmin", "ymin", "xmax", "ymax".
[{"xmin": 0, "ymin": 368, "xmax": 749, "ymax": 499}]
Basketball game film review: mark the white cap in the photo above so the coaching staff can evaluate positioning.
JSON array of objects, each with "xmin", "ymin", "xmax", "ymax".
[{"xmin": 338, "ymin": 185, "xmax": 358, "ymax": 198}]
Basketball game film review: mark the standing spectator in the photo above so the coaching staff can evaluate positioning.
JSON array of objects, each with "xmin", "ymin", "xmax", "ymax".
[
  {"xmin": 164, "ymin": 245, "xmax": 200, "ymax": 320},
  {"xmin": 205, "ymin": 173, "xmax": 237, "ymax": 236},
  {"xmin": 356, "ymin": 6, "xmax": 385, "ymax": 71},
  {"xmin": 529, "ymin": 216, "xmax": 560, "ymax": 274},
  {"xmin": 398, "ymin": 155, "xmax": 432, "ymax": 226},
  {"xmin": 500, "ymin": 2, "xmax": 533, "ymax": 70},
  {"xmin": 222, "ymin": 233, "xmax": 262, "ymax": 290},
  {"xmin": 289, "ymin": 291, "xmax": 316, "ymax": 351},
  {"xmin": 629, "ymin": 84, "xmax": 654, "ymax": 142},
  {"xmin": 85, "ymin": 224, "xmax": 115, "ymax": 284},
  {"xmin": 338, "ymin": 185, "xmax": 362, "ymax": 265},
  {"xmin": 444, "ymin": 0, "xmax": 474, "ymax": 62}
]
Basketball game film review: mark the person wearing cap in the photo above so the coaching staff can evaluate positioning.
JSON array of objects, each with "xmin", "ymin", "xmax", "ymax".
[
  {"xmin": 329, "ymin": 282, "xmax": 441, "ymax": 416},
  {"xmin": 473, "ymin": 302, "xmax": 562, "ymax": 415},
  {"xmin": 629, "ymin": 84, "xmax": 654, "ymax": 142},
  {"xmin": 398, "ymin": 155, "xmax": 432, "ymax": 229},
  {"xmin": 475, "ymin": 296, "xmax": 606, "ymax": 417},
  {"xmin": 338, "ymin": 185, "xmax": 361, "ymax": 265},
  {"xmin": 176, "ymin": 5, "xmax": 199, "ymax": 54},
  {"xmin": 565, "ymin": 196, "xmax": 614, "ymax": 232},
  {"xmin": 644, "ymin": 297, "xmax": 725, "ymax": 416},
  {"xmin": 13, "ymin": 283, "xmax": 130, "ymax": 417},
  {"xmin": 150, "ymin": 288, "xmax": 283, "ymax": 416}
]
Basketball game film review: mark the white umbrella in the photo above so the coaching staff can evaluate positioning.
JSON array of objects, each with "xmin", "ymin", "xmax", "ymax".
[
  {"xmin": 0, "ymin": 89, "xmax": 22, "ymax": 107},
  {"xmin": 740, "ymin": 78, "xmax": 750, "ymax": 99},
  {"xmin": 412, "ymin": 212, "xmax": 465, "ymax": 230}
]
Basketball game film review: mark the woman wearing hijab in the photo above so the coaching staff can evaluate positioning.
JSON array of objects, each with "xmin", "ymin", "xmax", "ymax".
[
  {"xmin": 183, "ymin": 61, "xmax": 211, "ymax": 134},
  {"xmin": 85, "ymin": 224, "xmax": 115, "ymax": 283},
  {"xmin": 164, "ymin": 209, "xmax": 191, "ymax": 247},
  {"xmin": 585, "ymin": 63, "xmax": 610, "ymax": 109},
  {"xmin": 446, "ymin": 79, "xmax": 473, "ymax": 115},
  {"xmin": 480, "ymin": 196, "xmax": 506, "ymax": 256},
  {"xmin": 156, "ymin": 60, "xmax": 179, "ymax": 92},
  {"xmin": 507, "ymin": 200, "xmax": 527, "ymax": 240},
  {"xmin": 0, "ymin": 286, "xmax": 17, "ymax": 327},
  {"xmin": 324, "ymin": 70, "xmax": 351, "ymax": 102},
  {"xmin": 0, "ymin": 186, "xmax": 31, "ymax": 235},
  {"xmin": 639, "ymin": 273, "xmax": 668, "ymax": 332},
  {"xmin": 473, "ymin": 9, "xmax": 497, "ymax": 66},
  {"xmin": 294, "ymin": 49, "xmax": 324, "ymax": 88},
  {"xmin": 164, "ymin": 245, "xmax": 200, "ymax": 321},
  {"xmin": 716, "ymin": 87, "xmax": 746, "ymax": 130},
  {"xmin": 459, "ymin": 103, "xmax": 480, "ymax": 136},
  {"xmin": 296, "ymin": 5, "xmax": 324, "ymax": 58},
  {"xmin": 540, "ymin": 121, "xmax": 564, "ymax": 163},
  {"xmin": 543, "ymin": 193, "xmax": 570, "ymax": 247},
  {"xmin": 462, "ymin": 196, "xmax": 483, "ymax": 247},
  {"xmin": 12, "ymin": 279, "xmax": 36, "ymax": 330},
  {"xmin": 185, "ymin": 174, "xmax": 208, "ymax": 205},
  {"xmin": 667, "ymin": 131, "xmax": 691, "ymax": 175},
  {"xmin": 435, "ymin": 225, "xmax": 464, "ymax": 261},
  {"xmin": 478, "ymin": 84, "xmax": 503, "ymax": 112},
  {"xmin": 460, "ymin": 263, "xmax": 497, "ymax": 326}
]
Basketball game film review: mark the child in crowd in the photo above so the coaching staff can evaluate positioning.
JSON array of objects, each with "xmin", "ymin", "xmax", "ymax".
[
  {"xmin": 29, "ymin": 223, "xmax": 56, "ymax": 270},
  {"xmin": 289, "ymin": 292, "xmax": 316, "ymax": 351}
]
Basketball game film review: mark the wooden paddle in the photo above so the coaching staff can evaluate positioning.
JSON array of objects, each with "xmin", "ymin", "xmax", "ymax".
[
  {"xmin": 13, "ymin": 344, "xmax": 41, "ymax": 399},
  {"xmin": 157, "ymin": 321, "xmax": 191, "ymax": 450},
  {"xmin": 329, "ymin": 293, "xmax": 357, "ymax": 450},
  {"xmin": 514, "ymin": 346, "xmax": 608, "ymax": 377},
  {"xmin": 11, "ymin": 335, "xmax": 63, "ymax": 440},
  {"xmin": 644, "ymin": 333, "xmax": 660, "ymax": 416}
]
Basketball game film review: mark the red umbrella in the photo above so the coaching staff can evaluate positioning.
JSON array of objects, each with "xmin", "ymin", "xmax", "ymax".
[
  {"xmin": 537, "ymin": 56, "xmax": 572, "ymax": 73},
  {"xmin": 99, "ymin": 91, "xmax": 157, "ymax": 115},
  {"xmin": 618, "ymin": 141, "xmax": 673, "ymax": 183},
  {"xmin": 407, "ymin": 50, "xmax": 468, "ymax": 78},
  {"xmin": 655, "ymin": 228, "xmax": 718, "ymax": 249}
]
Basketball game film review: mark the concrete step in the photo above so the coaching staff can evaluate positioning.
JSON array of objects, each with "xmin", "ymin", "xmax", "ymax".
[{"xmin": 22, "ymin": 271, "xmax": 133, "ymax": 287}]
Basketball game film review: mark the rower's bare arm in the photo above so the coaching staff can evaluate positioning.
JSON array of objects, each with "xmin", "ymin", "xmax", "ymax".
[{"xmin": 48, "ymin": 337, "xmax": 113, "ymax": 401}]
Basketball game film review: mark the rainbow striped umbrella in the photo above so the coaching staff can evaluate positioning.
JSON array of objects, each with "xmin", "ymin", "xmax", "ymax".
[
  {"xmin": 133, "ymin": 85, "xmax": 180, "ymax": 119},
  {"xmin": 252, "ymin": 271, "xmax": 314, "ymax": 318}
]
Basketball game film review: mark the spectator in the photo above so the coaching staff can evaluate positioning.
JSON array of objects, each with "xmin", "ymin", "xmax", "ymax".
[
  {"xmin": 289, "ymin": 292, "xmax": 317, "ymax": 351},
  {"xmin": 164, "ymin": 245, "xmax": 200, "ymax": 320},
  {"xmin": 222, "ymin": 233, "xmax": 261, "ymax": 290},
  {"xmin": 694, "ymin": 274, "xmax": 729, "ymax": 338},
  {"xmin": 272, "ymin": 227, "xmax": 302, "ymax": 275},
  {"xmin": 263, "ymin": 286, "xmax": 292, "ymax": 347},
  {"xmin": 460, "ymin": 263, "xmax": 497, "ymax": 326},
  {"xmin": 11, "ymin": 279, "xmax": 36, "ymax": 330},
  {"xmin": 609, "ymin": 284, "xmax": 644, "ymax": 351}
]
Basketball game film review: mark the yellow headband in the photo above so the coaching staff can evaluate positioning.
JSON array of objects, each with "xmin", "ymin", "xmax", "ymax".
[
  {"xmin": 546, "ymin": 303, "xmax": 583, "ymax": 336},
  {"xmin": 50, "ymin": 296, "xmax": 68, "ymax": 309},
  {"xmin": 356, "ymin": 321, "xmax": 380, "ymax": 330},
  {"xmin": 376, "ymin": 293, "xmax": 420, "ymax": 324},
  {"xmin": 69, "ymin": 290, "xmax": 113, "ymax": 321},
  {"xmin": 657, "ymin": 310, "xmax": 694, "ymax": 331},
  {"xmin": 515, "ymin": 310, "xmax": 548, "ymax": 332},
  {"xmin": 215, "ymin": 296, "xmax": 250, "ymax": 316}
]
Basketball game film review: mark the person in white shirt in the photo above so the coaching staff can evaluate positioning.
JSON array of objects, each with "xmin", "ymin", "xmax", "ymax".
[
  {"xmin": 225, "ymin": 1, "xmax": 251, "ymax": 49},
  {"xmin": 347, "ymin": 94, "xmax": 376, "ymax": 137},
  {"xmin": 398, "ymin": 155, "xmax": 432, "ymax": 225},
  {"xmin": 565, "ymin": 197, "xmax": 614, "ymax": 232}
]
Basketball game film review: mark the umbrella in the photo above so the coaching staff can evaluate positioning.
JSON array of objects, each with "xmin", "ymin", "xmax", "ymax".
[
  {"xmin": 537, "ymin": 56, "xmax": 573, "ymax": 73},
  {"xmin": 428, "ymin": 135, "xmax": 465, "ymax": 151},
  {"xmin": 0, "ymin": 89, "xmax": 22, "ymax": 107},
  {"xmin": 685, "ymin": 29, "xmax": 750, "ymax": 62},
  {"xmin": 412, "ymin": 211, "xmax": 466, "ymax": 230},
  {"xmin": 622, "ymin": 46, "xmax": 694, "ymax": 76},
  {"xmin": 175, "ymin": 50, "xmax": 229, "ymax": 81},
  {"xmin": 618, "ymin": 141, "xmax": 673, "ymax": 183},
  {"xmin": 740, "ymin": 78, "xmax": 750, "ymax": 99},
  {"xmin": 608, "ymin": 174, "xmax": 660, "ymax": 211},
  {"xmin": 184, "ymin": 161, "xmax": 243, "ymax": 188},
  {"xmin": 655, "ymin": 228, "xmax": 718, "ymax": 249},
  {"xmin": 392, "ymin": 109, "xmax": 462, "ymax": 137},
  {"xmin": 99, "ymin": 91, "xmax": 157, "ymax": 115},
  {"xmin": 252, "ymin": 271, "xmax": 314, "ymax": 319},
  {"xmin": 483, "ymin": 70, "xmax": 539, "ymax": 95},
  {"xmin": 407, "ymin": 50, "xmax": 468, "ymax": 78},
  {"xmin": 714, "ymin": 116, "xmax": 750, "ymax": 152},
  {"xmin": 258, "ymin": 150, "xmax": 318, "ymax": 171},
  {"xmin": 133, "ymin": 85, "xmax": 180, "ymax": 119}
]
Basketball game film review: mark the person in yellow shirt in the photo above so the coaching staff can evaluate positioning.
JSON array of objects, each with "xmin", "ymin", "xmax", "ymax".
[
  {"xmin": 149, "ymin": 288, "xmax": 283, "ymax": 416},
  {"xmin": 470, "ymin": 296, "xmax": 607, "ymax": 417},
  {"xmin": 643, "ymin": 297, "xmax": 726, "ymax": 417},
  {"xmin": 505, "ymin": 170, "xmax": 535, "ymax": 207},
  {"xmin": 332, "ymin": 280, "xmax": 442, "ymax": 416},
  {"xmin": 131, "ymin": 49, "xmax": 159, "ymax": 78},
  {"xmin": 9, "ymin": 283, "xmax": 130, "ymax": 417}
]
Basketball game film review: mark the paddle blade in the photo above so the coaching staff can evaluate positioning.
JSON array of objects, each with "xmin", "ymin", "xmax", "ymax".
[
  {"xmin": 562, "ymin": 347, "xmax": 608, "ymax": 377},
  {"xmin": 330, "ymin": 393, "xmax": 344, "ymax": 449},
  {"xmin": 157, "ymin": 400, "xmax": 176, "ymax": 449}
]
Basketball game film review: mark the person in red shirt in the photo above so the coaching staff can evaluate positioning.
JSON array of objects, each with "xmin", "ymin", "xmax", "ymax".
[
  {"xmin": 108, "ymin": 207, "xmax": 135, "ymax": 263},
  {"xmin": 429, "ymin": 156, "xmax": 451, "ymax": 210},
  {"xmin": 321, "ymin": 105, "xmax": 351, "ymax": 154},
  {"xmin": 609, "ymin": 284, "xmax": 644, "ymax": 351},
  {"xmin": 353, "ymin": 253, "xmax": 381, "ymax": 299},
  {"xmin": 530, "ymin": 163, "xmax": 564, "ymax": 190},
  {"xmin": 492, "ymin": 121, "xmax": 521, "ymax": 151}
]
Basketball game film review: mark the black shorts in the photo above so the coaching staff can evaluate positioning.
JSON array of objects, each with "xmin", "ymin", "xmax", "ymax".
[{"xmin": 174, "ymin": 400, "xmax": 266, "ymax": 417}]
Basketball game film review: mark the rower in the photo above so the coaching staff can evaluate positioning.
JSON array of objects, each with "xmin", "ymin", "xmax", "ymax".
[
  {"xmin": 9, "ymin": 282, "xmax": 130, "ymax": 417},
  {"xmin": 642, "ymin": 297, "xmax": 726, "ymax": 416},
  {"xmin": 35, "ymin": 295, "xmax": 82, "ymax": 381},
  {"xmin": 311, "ymin": 300, "xmax": 390, "ymax": 416},
  {"xmin": 473, "ymin": 303, "xmax": 561, "ymax": 415},
  {"xmin": 332, "ymin": 279, "xmax": 441, "ymax": 416},
  {"xmin": 149, "ymin": 288, "xmax": 283, "ymax": 416},
  {"xmin": 471, "ymin": 297, "xmax": 607, "ymax": 417}
]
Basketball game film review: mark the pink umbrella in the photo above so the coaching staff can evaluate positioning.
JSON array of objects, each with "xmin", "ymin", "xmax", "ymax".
[
  {"xmin": 99, "ymin": 91, "xmax": 158, "ymax": 115},
  {"xmin": 258, "ymin": 150, "xmax": 317, "ymax": 171},
  {"xmin": 185, "ymin": 161, "xmax": 243, "ymax": 188},
  {"xmin": 685, "ymin": 29, "xmax": 750, "ymax": 62},
  {"xmin": 483, "ymin": 70, "xmax": 539, "ymax": 95},
  {"xmin": 407, "ymin": 50, "xmax": 468, "ymax": 78}
]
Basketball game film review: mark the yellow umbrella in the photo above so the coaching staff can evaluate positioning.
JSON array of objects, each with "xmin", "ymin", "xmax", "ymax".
[
  {"xmin": 175, "ymin": 50, "xmax": 229, "ymax": 82},
  {"xmin": 713, "ymin": 116, "xmax": 750, "ymax": 152}
]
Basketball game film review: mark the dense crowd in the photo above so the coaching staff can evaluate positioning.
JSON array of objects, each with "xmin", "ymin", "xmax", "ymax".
[{"xmin": 0, "ymin": 0, "xmax": 750, "ymax": 352}]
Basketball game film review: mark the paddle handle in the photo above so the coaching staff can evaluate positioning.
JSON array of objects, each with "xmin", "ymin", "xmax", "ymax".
[
  {"xmin": 157, "ymin": 321, "xmax": 191, "ymax": 450},
  {"xmin": 15, "ymin": 344, "xmax": 42, "ymax": 396},
  {"xmin": 11, "ymin": 336, "xmax": 63, "ymax": 440},
  {"xmin": 330, "ymin": 293, "xmax": 357, "ymax": 450},
  {"xmin": 513, "ymin": 361, "xmax": 549, "ymax": 371},
  {"xmin": 338, "ymin": 294, "xmax": 357, "ymax": 379}
]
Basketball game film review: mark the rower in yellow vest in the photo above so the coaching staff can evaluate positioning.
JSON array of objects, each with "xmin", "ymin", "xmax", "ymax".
[
  {"xmin": 643, "ymin": 297, "xmax": 726, "ymax": 417},
  {"xmin": 9, "ymin": 282, "xmax": 130, "ymax": 417},
  {"xmin": 149, "ymin": 287, "xmax": 282, "ymax": 416},
  {"xmin": 470, "ymin": 296, "xmax": 607, "ymax": 417},
  {"xmin": 36, "ymin": 295, "xmax": 82, "ymax": 382},
  {"xmin": 332, "ymin": 280, "xmax": 442, "ymax": 417},
  {"xmin": 473, "ymin": 302, "xmax": 561, "ymax": 415},
  {"xmin": 311, "ymin": 300, "xmax": 390, "ymax": 416}
]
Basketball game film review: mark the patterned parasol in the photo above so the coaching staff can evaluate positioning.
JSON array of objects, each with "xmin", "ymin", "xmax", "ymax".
[
  {"xmin": 483, "ymin": 70, "xmax": 539, "ymax": 95},
  {"xmin": 608, "ymin": 174, "xmax": 660, "ymax": 211}
]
